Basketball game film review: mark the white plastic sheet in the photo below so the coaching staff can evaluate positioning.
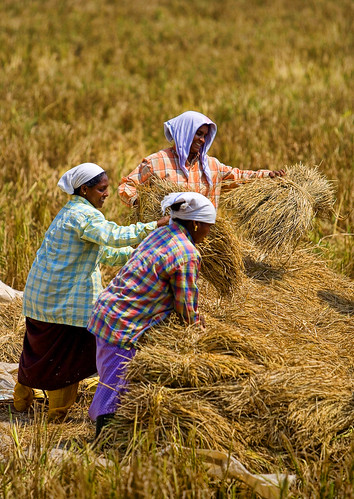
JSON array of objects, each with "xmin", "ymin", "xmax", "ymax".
[
  {"xmin": 49, "ymin": 446, "xmax": 296, "ymax": 499},
  {"xmin": 195, "ymin": 448, "xmax": 296, "ymax": 499},
  {"xmin": 0, "ymin": 362, "xmax": 44, "ymax": 402},
  {"xmin": 0, "ymin": 362, "xmax": 18, "ymax": 401},
  {"xmin": 0, "ymin": 280, "xmax": 23, "ymax": 303}
]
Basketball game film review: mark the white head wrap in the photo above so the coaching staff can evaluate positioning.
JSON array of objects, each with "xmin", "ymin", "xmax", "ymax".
[
  {"xmin": 161, "ymin": 192, "xmax": 216, "ymax": 224},
  {"xmin": 57, "ymin": 163, "xmax": 105, "ymax": 194},
  {"xmin": 163, "ymin": 111, "xmax": 217, "ymax": 188}
]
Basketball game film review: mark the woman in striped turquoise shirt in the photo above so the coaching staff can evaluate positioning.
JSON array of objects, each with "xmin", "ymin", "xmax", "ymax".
[
  {"xmin": 87, "ymin": 192, "xmax": 216, "ymax": 438},
  {"xmin": 13, "ymin": 163, "xmax": 168, "ymax": 421}
]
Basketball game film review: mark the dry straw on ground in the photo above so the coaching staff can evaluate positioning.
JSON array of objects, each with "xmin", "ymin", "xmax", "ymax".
[
  {"xmin": 131, "ymin": 178, "xmax": 243, "ymax": 296},
  {"xmin": 0, "ymin": 298, "xmax": 25, "ymax": 364},
  {"xmin": 110, "ymin": 242, "xmax": 353, "ymax": 476},
  {"xmin": 1, "ymin": 180, "xmax": 352, "ymax": 483},
  {"xmin": 219, "ymin": 164, "xmax": 336, "ymax": 254}
]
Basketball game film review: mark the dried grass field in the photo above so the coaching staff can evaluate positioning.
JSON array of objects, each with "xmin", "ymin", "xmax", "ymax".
[{"xmin": 0, "ymin": 0, "xmax": 353, "ymax": 497}]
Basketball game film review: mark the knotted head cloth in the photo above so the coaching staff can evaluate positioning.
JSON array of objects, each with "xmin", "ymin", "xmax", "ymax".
[
  {"xmin": 58, "ymin": 163, "xmax": 105, "ymax": 194},
  {"xmin": 161, "ymin": 192, "xmax": 216, "ymax": 224},
  {"xmin": 163, "ymin": 111, "xmax": 217, "ymax": 188}
]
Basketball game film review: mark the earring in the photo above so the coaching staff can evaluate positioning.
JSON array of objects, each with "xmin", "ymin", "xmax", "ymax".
[{"xmin": 194, "ymin": 224, "xmax": 198, "ymax": 232}]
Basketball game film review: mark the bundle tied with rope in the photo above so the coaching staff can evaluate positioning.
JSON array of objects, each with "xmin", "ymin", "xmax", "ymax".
[
  {"xmin": 219, "ymin": 163, "xmax": 335, "ymax": 254},
  {"xmin": 130, "ymin": 178, "xmax": 243, "ymax": 296}
]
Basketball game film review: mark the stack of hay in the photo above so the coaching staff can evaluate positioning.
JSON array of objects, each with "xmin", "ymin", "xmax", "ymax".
[
  {"xmin": 219, "ymin": 163, "xmax": 335, "ymax": 254},
  {"xmin": 0, "ymin": 298, "xmax": 25, "ymax": 364},
  {"xmin": 112, "ymin": 249, "xmax": 353, "ymax": 473},
  {"xmin": 112, "ymin": 167, "xmax": 353, "ymax": 478}
]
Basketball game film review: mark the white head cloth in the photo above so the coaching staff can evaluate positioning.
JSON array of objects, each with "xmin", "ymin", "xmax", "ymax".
[
  {"xmin": 58, "ymin": 163, "xmax": 105, "ymax": 194},
  {"xmin": 161, "ymin": 192, "xmax": 216, "ymax": 224},
  {"xmin": 163, "ymin": 111, "xmax": 217, "ymax": 188}
]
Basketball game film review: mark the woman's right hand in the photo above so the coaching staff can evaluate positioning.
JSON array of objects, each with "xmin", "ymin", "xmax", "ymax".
[
  {"xmin": 199, "ymin": 314, "xmax": 206, "ymax": 331},
  {"xmin": 156, "ymin": 215, "xmax": 170, "ymax": 227}
]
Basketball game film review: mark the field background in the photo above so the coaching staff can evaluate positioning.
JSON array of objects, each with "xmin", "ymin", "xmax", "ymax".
[
  {"xmin": 0, "ymin": 1, "xmax": 353, "ymax": 497},
  {"xmin": 0, "ymin": 0, "xmax": 353, "ymax": 289}
]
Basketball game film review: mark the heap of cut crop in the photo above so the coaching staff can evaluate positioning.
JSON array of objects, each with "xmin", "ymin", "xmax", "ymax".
[
  {"xmin": 112, "ymin": 246, "xmax": 353, "ymax": 474},
  {"xmin": 111, "ymin": 171, "xmax": 352, "ymax": 477},
  {"xmin": 0, "ymin": 298, "xmax": 25, "ymax": 363},
  {"xmin": 219, "ymin": 163, "xmax": 335, "ymax": 253}
]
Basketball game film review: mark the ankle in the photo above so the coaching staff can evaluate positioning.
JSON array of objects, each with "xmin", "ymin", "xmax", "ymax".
[{"xmin": 95, "ymin": 413, "xmax": 115, "ymax": 439}]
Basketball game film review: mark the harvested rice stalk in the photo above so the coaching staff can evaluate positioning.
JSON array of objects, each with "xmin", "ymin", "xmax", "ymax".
[
  {"xmin": 126, "ymin": 344, "xmax": 255, "ymax": 388},
  {"xmin": 143, "ymin": 315, "xmax": 277, "ymax": 366},
  {"xmin": 214, "ymin": 250, "xmax": 354, "ymax": 369},
  {"xmin": 285, "ymin": 163, "xmax": 335, "ymax": 217},
  {"xmin": 217, "ymin": 367, "xmax": 354, "ymax": 453},
  {"xmin": 0, "ymin": 298, "xmax": 25, "ymax": 363},
  {"xmin": 220, "ymin": 178, "xmax": 314, "ymax": 253},
  {"xmin": 219, "ymin": 164, "xmax": 335, "ymax": 253},
  {"xmin": 130, "ymin": 178, "xmax": 191, "ymax": 224},
  {"xmin": 104, "ymin": 238, "xmax": 353, "ymax": 477},
  {"xmin": 131, "ymin": 178, "xmax": 243, "ymax": 296},
  {"xmin": 195, "ymin": 318, "xmax": 279, "ymax": 365},
  {"xmin": 113, "ymin": 383, "xmax": 247, "ymax": 456},
  {"xmin": 198, "ymin": 218, "xmax": 243, "ymax": 296},
  {"xmin": 144, "ymin": 316, "xmax": 274, "ymax": 364},
  {"xmin": 201, "ymin": 367, "xmax": 353, "ymax": 466}
]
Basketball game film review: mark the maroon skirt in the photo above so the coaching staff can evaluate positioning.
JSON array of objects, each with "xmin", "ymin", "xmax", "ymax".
[{"xmin": 18, "ymin": 317, "xmax": 97, "ymax": 391}]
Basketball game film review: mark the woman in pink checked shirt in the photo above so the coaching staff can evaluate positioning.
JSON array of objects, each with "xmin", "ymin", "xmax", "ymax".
[
  {"xmin": 87, "ymin": 192, "xmax": 216, "ymax": 439},
  {"xmin": 118, "ymin": 110, "xmax": 285, "ymax": 209}
]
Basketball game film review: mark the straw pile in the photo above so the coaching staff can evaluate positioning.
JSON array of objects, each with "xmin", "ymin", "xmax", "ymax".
[
  {"xmin": 219, "ymin": 164, "xmax": 335, "ymax": 253},
  {"xmin": 131, "ymin": 178, "xmax": 243, "ymax": 296},
  {"xmin": 111, "ymin": 242, "xmax": 353, "ymax": 475},
  {"xmin": 284, "ymin": 163, "xmax": 336, "ymax": 217},
  {"xmin": 198, "ymin": 218, "xmax": 243, "ymax": 296},
  {"xmin": 1, "ymin": 172, "xmax": 351, "ymax": 480},
  {"xmin": 0, "ymin": 298, "xmax": 25, "ymax": 363},
  {"xmin": 131, "ymin": 177, "xmax": 192, "ymax": 224}
]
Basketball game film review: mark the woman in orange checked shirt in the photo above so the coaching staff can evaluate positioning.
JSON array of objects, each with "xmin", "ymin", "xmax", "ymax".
[{"xmin": 118, "ymin": 110, "xmax": 285, "ymax": 209}]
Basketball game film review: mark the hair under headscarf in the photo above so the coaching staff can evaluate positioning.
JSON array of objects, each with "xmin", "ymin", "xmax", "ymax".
[
  {"xmin": 163, "ymin": 111, "xmax": 217, "ymax": 188},
  {"xmin": 58, "ymin": 163, "xmax": 105, "ymax": 194},
  {"xmin": 161, "ymin": 192, "xmax": 216, "ymax": 224}
]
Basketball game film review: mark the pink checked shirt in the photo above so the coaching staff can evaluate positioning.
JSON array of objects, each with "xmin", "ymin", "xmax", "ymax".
[{"xmin": 118, "ymin": 147, "xmax": 271, "ymax": 208}]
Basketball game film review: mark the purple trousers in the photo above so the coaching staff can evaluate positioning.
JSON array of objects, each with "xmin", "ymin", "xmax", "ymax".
[{"xmin": 88, "ymin": 337, "xmax": 136, "ymax": 421}]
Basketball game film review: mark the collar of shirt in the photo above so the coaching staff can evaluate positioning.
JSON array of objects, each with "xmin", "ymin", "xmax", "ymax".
[
  {"xmin": 170, "ymin": 219, "xmax": 196, "ymax": 246},
  {"xmin": 172, "ymin": 145, "xmax": 200, "ymax": 168},
  {"xmin": 71, "ymin": 194, "xmax": 98, "ymax": 210}
]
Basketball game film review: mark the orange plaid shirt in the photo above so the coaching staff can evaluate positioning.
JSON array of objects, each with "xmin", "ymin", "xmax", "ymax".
[{"xmin": 118, "ymin": 147, "xmax": 271, "ymax": 208}]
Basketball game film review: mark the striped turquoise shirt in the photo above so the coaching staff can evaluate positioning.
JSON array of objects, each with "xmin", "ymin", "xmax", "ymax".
[{"xmin": 23, "ymin": 195, "xmax": 157, "ymax": 327}]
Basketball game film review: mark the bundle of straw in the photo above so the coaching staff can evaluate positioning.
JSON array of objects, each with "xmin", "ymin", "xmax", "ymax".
[
  {"xmin": 285, "ymin": 163, "xmax": 336, "ymax": 217},
  {"xmin": 131, "ymin": 178, "xmax": 243, "ymax": 296},
  {"xmin": 219, "ymin": 164, "xmax": 335, "ymax": 253},
  {"xmin": 130, "ymin": 178, "xmax": 190, "ymax": 224},
  {"xmin": 212, "ymin": 366, "xmax": 354, "ymax": 452},
  {"xmin": 197, "ymin": 218, "xmax": 243, "ymax": 296},
  {"xmin": 126, "ymin": 344, "xmax": 255, "ymax": 388},
  {"xmin": 0, "ymin": 298, "xmax": 24, "ymax": 363},
  {"xmin": 110, "ymin": 243, "xmax": 353, "ymax": 475},
  {"xmin": 113, "ymin": 383, "xmax": 248, "ymax": 458}
]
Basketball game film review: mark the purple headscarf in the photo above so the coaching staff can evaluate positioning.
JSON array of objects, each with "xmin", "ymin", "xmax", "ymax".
[{"xmin": 163, "ymin": 111, "xmax": 217, "ymax": 187}]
